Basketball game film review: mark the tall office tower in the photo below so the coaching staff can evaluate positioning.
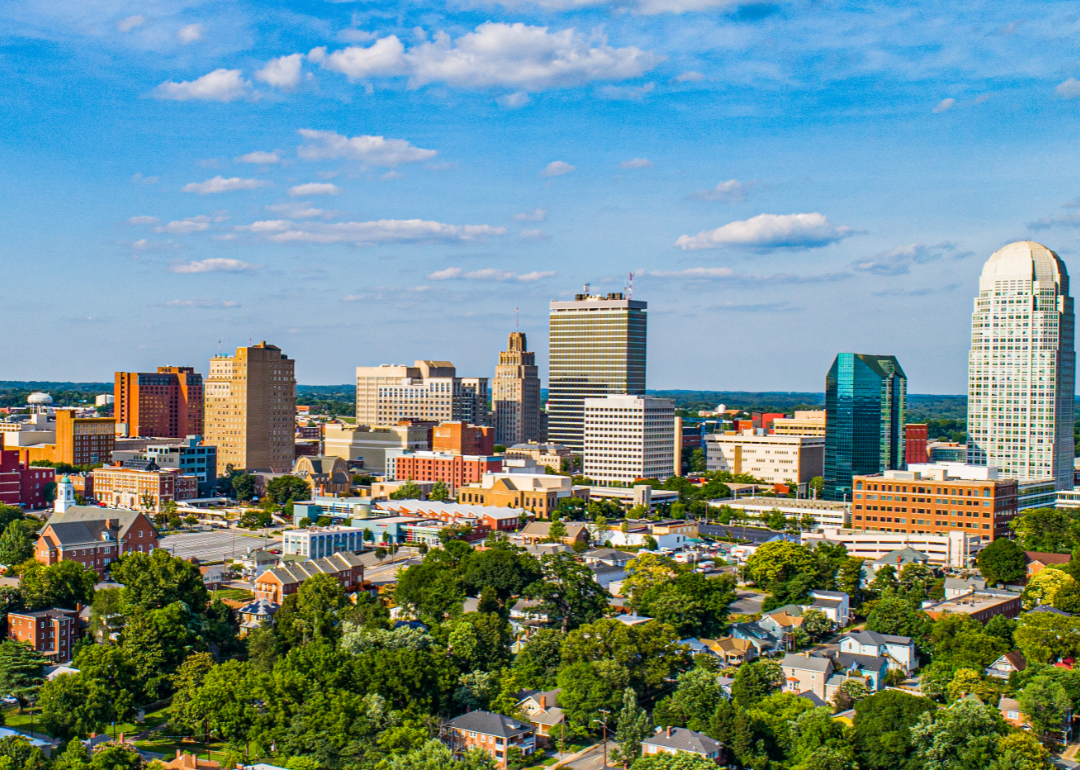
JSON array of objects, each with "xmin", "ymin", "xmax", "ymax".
[
  {"xmin": 967, "ymin": 241, "xmax": 1075, "ymax": 490},
  {"xmin": 493, "ymin": 332, "xmax": 542, "ymax": 446},
  {"xmin": 582, "ymin": 395, "xmax": 676, "ymax": 484},
  {"xmin": 548, "ymin": 292, "xmax": 647, "ymax": 453},
  {"xmin": 824, "ymin": 353, "xmax": 907, "ymax": 501},
  {"xmin": 355, "ymin": 361, "xmax": 489, "ymax": 427},
  {"xmin": 114, "ymin": 367, "xmax": 204, "ymax": 438},
  {"xmin": 204, "ymin": 342, "xmax": 296, "ymax": 472}
]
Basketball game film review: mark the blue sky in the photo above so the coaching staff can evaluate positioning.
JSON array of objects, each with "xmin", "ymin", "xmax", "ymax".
[{"xmin": 4, "ymin": 0, "xmax": 1080, "ymax": 392}]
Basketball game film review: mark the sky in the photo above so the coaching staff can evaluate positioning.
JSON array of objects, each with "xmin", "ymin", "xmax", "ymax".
[{"xmin": 4, "ymin": 0, "xmax": 1080, "ymax": 393}]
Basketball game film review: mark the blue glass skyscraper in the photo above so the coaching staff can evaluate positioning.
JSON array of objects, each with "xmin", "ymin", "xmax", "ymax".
[{"xmin": 824, "ymin": 353, "xmax": 907, "ymax": 501}]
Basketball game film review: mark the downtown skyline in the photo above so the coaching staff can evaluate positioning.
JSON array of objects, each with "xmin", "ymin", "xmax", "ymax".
[{"xmin": 5, "ymin": 1, "xmax": 1080, "ymax": 391}]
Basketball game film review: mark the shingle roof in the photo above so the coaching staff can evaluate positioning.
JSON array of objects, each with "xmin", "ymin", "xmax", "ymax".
[
  {"xmin": 43, "ymin": 505, "xmax": 151, "ymax": 547},
  {"xmin": 642, "ymin": 727, "xmax": 722, "ymax": 756},
  {"xmin": 797, "ymin": 691, "xmax": 827, "ymax": 708},
  {"xmin": 845, "ymin": 629, "xmax": 912, "ymax": 646},
  {"xmin": 782, "ymin": 653, "xmax": 833, "ymax": 673},
  {"xmin": 447, "ymin": 711, "xmax": 533, "ymax": 738},
  {"xmin": 871, "ymin": 546, "xmax": 929, "ymax": 566},
  {"xmin": 1025, "ymin": 551, "xmax": 1071, "ymax": 565},
  {"xmin": 835, "ymin": 652, "xmax": 888, "ymax": 672},
  {"xmin": 521, "ymin": 521, "xmax": 587, "ymax": 538},
  {"xmin": 584, "ymin": 548, "xmax": 635, "ymax": 562},
  {"xmin": 257, "ymin": 551, "xmax": 363, "ymax": 586}
]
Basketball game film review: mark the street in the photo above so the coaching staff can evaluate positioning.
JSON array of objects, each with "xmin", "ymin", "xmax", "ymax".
[
  {"xmin": 728, "ymin": 590, "xmax": 765, "ymax": 616},
  {"xmin": 159, "ymin": 530, "xmax": 281, "ymax": 562}
]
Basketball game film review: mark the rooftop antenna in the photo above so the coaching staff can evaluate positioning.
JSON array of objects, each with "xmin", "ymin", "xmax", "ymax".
[
  {"xmin": 628, "ymin": 271, "xmax": 634, "ymax": 300},
  {"xmin": 515, "ymin": 308, "xmax": 519, "ymax": 331},
  {"xmin": 217, "ymin": 339, "xmax": 221, "ymax": 356},
  {"xmin": 583, "ymin": 282, "xmax": 590, "ymax": 295}
]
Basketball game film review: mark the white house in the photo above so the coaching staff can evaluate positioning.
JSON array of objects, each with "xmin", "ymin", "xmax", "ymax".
[
  {"xmin": 804, "ymin": 590, "xmax": 850, "ymax": 627},
  {"xmin": 839, "ymin": 630, "xmax": 917, "ymax": 674}
]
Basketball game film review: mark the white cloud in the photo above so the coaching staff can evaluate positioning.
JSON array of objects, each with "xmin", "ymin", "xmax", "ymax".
[
  {"xmin": 182, "ymin": 176, "xmax": 269, "ymax": 195},
  {"xmin": 117, "ymin": 15, "xmax": 144, "ymax": 32},
  {"xmin": 308, "ymin": 37, "xmax": 408, "ymax": 81},
  {"xmin": 429, "ymin": 267, "xmax": 554, "ymax": 281},
  {"xmin": 599, "ymin": 82, "xmax": 654, "ymax": 100},
  {"xmin": 674, "ymin": 212, "xmax": 855, "ymax": 251},
  {"xmin": 267, "ymin": 219, "xmax": 506, "ymax": 247},
  {"xmin": 308, "ymin": 23, "xmax": 659, "ymax": 92},
  {"xmin": 127, "ymin": 215, "xmax": 159, "ymax": 225},
  {"xmin": 256, "ymin": 54, "xmax": 304, "ymax": 90},
  {"xmin": 499, "ymin": 92, "xmax": 530, "ymax": 108},
  {"xmin": 514, "ymin": 208, "xmax": 547, "ymax": 222},
  {"xmin": 165, "ymin": 298, "xmax": 239, "ymax": 308},
  {"xmin": 518, "ymin": 229, "xmax": 550, "ymax": 241},
  {"xmin": 851, "ymin": 242, "xmax": 964, "ymax": 275},
  {"xmin": 296, "ymin": 129, "xmax": 437, "ymax": 167},
  {"xmin": 687, "ymin": 179, "xmax": 753, "ymax": 202},
  {"xmin": 129, "ymin": 238, "xmax": 178, "ymax": 252},
  {"xmin": 235, "ymin": 220, "xmax": 292, "ymax": 233},
  {"xmin": 618, "ymin": 158, "xmax": 653, "ymax": 169},
  {"xmin": 177, "ymin": 24, "xmax": 202, "ymax": 44},
  {"xmin": 131, "ymin": 173, "xmax": 159, "ymax": 185},
  {"xmin": 265, "ymin": 202, "xmax": 334, "ymax": 219},
  {"xmin": 932, "ymin": 97, "xmax": 955, "ymax": 113},
  {"xmin": 379, "ymin": 171, "xmax": 404, "ymax": 181},
  {"xmin": 541, "ymin": 161, "xmax": 575, "ymax": 177},
  {"xmin": 154, "ymin": 214, "xmax": 227, "ymax": 234},
  {"xmin": 1057, "ymin": 79, "xmax": 1080, "ymax": 100},
  {"xmin": 289, "ymin": 182, "xmax": 341, "ymax": 196},
  {"xmin": 235, "ymin": 151, "xmax": 281, "ymax": 164},
  {"xmin": 337, "ymin": 29, "xmax": 378, "ymax": 44},
  {"xmin": 169, "ymin": 258, "xmax": 258, "ymax": 274},
  {"xmin": 674, "ymin": 71, "xmax": 704, "ymax": 83},
  {"xmin": 151, "ymin": 69, "xmax": 251, "ymax": 102}
]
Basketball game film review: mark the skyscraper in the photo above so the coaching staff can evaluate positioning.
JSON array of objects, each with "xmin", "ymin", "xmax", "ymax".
[
  {"xmin": 203, "ymin": 342, "xmax": 296, "ymax": 472},
  {"xmin": 114, "ymin": 367, "xmax": 203, "ymax": 438},
  {"xmin": 493, "ymin": 332, "xmax": 541, "ymax": 446},
  {"xmin": 354, "ymin": 361, "xmax": 488, "ymax": 427},
  {"xmin": 967, "ymin": 241, "xmax": 1075, "ymax": 490},
  {"xmin": 548, "ymin": 292, "xmax": 647, "ymax": 453},
  {"xmin": 824, "ymin": 353, "xmax": 907, "ymax": 501}
]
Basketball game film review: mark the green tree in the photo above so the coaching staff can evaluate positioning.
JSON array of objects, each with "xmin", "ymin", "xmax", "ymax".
[
  {"xmin": 167, "ymin": 652, "xmax": 217, "ymax": 733},
  {"xmin": 744, "ymin": 541, "xmax": 816, "ymax": 593},
  {"xmin": 977, "ymin": 538, "xmax": 1027, "ymax": 585},
  {"xmin": 526, "ymin": 553, "xmax": 608, "ymax": 633},
  {"xmin": 801, "ymin": 608, "xmax": 834, "ymax": 640},
  {"xmin": 109, "ymin": 549, "xmax": 209, "ymax": 613},
  {"xmin": 991, "ymin": 732, "xmax": 1052, "ymax": 770},
  {"xmin": 866, "ymin": 592, "xmax": 930, "ymax": 643},
  {"xmin": 231, "ymin": 474, "xmax": 256, "ymax": 501},
  {"xmin": 853, "ymin": 689, "xmax": 938, "ymax": 770},
  {"xmin": 0, "ymin": 641, "xmax": 45, "ymax": 710},
  {"xmin": 461, "ymin": 544, "xmax": 541, "ymax": 603},
  {"xmin": 1022, "ymin": 568, "xmax": 1076, "ymax": 610},
  {"xmin": 1010, "ymin": 507, "xmax": 1078, "ymax": 553},
  {"xmin": 20, "ymin": 561, "xmax": 96, "ymax": 610},
  {"xmin": 510, "ymin": 628, "xmax": 564, "ymax": 690},
  {"xmin": 265, "ymin": 475, "xmax": 312, "ymax": 504},
  {"xmin": 447, "ymin": 612, "xmax": 512, "ymax": 672},
  {"xmin": 1018, "ymin": 675, "xmax": 1071, "ymax": 748},
  {"xmin": 731, "ymin": 659, "xmax": 783, "ymax": 708},
  {"xmin": 390, "ymin": 480, "xmax": 425, "ymax": 501},
  {"xmin": 394, "ymin": 560, "xmax": 464, "ymax": 622},
  {"xmin": 909, "ymin": 697, "xmax": 1008, "ymax": 770},
  {"xmin": 555, "ymin": 659, "xmax": 628, "ymax": 729},
  {"xmin": 631, "ymin": 754, "xmax": 719, "ymax": 770},
  {"xmin": 0, "ymin": 521, "xmax": 36, "ymax": 567},
  {"xmin": 609, "ymin": 687, "xmax": 652, "ymax": 769},
  {"xmin": 653, "ymin": 668, "xmax": 720, "ymax": 732},
  {"xmin": 71, "ymin": 644, "xmax": 139, "ymax": 719},
  {"xmin": 275, "ymin": 573, "xmax": 348, "ymax": 647},
  {"xmin": 810, "ymin": 477, "xmax": 825, "ymax": 497},
  {"xmin": 38, "ymin": 672, "xmax": 115, "ymax": 741},
  {"xmin": 428, "ymin": 481, "xmax": 451, "ymax": 502}
]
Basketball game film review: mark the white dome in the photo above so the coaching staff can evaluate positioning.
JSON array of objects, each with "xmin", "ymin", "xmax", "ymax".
[
  {"xmin": 26, "ymin": 392, "xmax": 53, "ymax": 405},
  {"xmin": 979, "ymin": 240, "xmax": 1067, "ymax": 292}
]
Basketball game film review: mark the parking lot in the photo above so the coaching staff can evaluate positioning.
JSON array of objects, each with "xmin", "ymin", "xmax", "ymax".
[{"xmin": 159, "ymin": 530, "xmax": 281, "ymax": 563}]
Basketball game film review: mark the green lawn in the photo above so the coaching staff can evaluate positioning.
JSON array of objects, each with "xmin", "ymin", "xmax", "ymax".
[
  {"xmin": 4, "ymin": 704, "xmax": 172, "ymax": 742},
  {"xmin": 212, "ymin": 588, "xmax": 253, "ymax": 602},
  {"xmin": 3, "ymin": 707, "xmax": 49, "ymax": 737}
]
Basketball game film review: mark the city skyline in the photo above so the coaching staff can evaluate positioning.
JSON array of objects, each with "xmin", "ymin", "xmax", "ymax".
[{"xmin": 6, "ymin": 2, "xmax": 1080, "ymax": 392}]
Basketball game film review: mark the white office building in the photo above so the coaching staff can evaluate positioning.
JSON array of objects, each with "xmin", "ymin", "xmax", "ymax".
[
  {"xmin": 583, "ymin": 395, "xmax": 676, "ymax": 484},
  {"xmin": 704, "ymin": 431, "xmax": 824, "ymax": 487},
  {"xmin": 282, "ymin": 525, "xmax": 369, "ymax": 559},
  {"xmin": 967, "ymin": 241, "xmax": 1075, "ymax": 490},
  {"xmin": 355, "ymin": 360, "xmax": 488, "ymax": 428}
]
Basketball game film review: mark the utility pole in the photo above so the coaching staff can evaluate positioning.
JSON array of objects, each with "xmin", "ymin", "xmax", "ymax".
[{"xmin": 593, "ymin": 709, "xmax": 610, "ymax": 768}]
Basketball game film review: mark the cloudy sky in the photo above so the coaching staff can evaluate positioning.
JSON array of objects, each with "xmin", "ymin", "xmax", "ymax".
[{"xmin": 4, "ymin": 0, "xmax": 1080, "ymax": 392}]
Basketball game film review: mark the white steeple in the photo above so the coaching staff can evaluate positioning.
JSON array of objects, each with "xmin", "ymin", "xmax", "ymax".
[{"xmin": 54, "ymin": 475, "xmax": 75, "ymax": 513}]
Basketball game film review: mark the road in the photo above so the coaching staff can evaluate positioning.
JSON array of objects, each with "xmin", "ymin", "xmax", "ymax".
[
  {"xmin": 159, "ymin": 530, "xmax": 281, "ymax": 562},
  {"xmin": 558, "ymin": 743, "xmax": 610, "ymax": 770},
  {"xmin": 699, "ymin": 523, "xmax": 784, "ymax": 544},
  {"xmin": 729, "ymin": 590, "xmax": 765, "ymax": 615}
]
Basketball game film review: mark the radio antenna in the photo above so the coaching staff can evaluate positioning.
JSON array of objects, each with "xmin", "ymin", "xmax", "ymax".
[{"xmin": 628, "ymin": 271, "xmax": 634, "ymax": 299}]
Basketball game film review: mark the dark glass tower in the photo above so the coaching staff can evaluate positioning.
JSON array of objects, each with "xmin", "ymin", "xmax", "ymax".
[{"xmin": 824, "ymin": 353, "xmax": 907, "ymax": 501}]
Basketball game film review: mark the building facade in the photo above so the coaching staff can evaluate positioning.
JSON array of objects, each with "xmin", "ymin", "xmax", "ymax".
[
  {"xmin": 385, "ymin": 450, "xmax": 502, "ymax": 492},
  {"xmin": 203, "ymin": 342, "xmax": 296, "ymax": 472},
  {"xmin": 503, "ymin": 442, "xmax": 571, "ymax": 471},
  {"xmin": 91, "ymin": 465, "xmax": 199, "ymax": 512},
  {"xmin": 548, "ymin": 292, "xmax": 647, "ymax": 453},
  {"xmin": 8, "ymin": 609, "xmax": 77, "ymax": 662},
  {"xmin": 253, "ymin": 551, "xmax": 365, "ymax": 605},
  {"xmin": 282, "ymin": 525, "xmax": 368, "ymax": 559},
  {"xmin": 967, "ymin": 241, "xmax": 1076, "ymax": 490},
  {"xmin": 323, "ymin": 422, "xmax": 431, "ymax": 474},
  {"xmin": 493, "ymin": 332, "xmax": 542, "ymax": 447},
  {"xmin": 905, "ymin": 424, "xmax": 928, "ymax": 465},
  {"xmin": 112, "ymin": 437, "xmax": 218, "ymax": 496},
  {"xmin": 704, "ymin": 432, "xmax": 824, "ymax": 487},
  {"xmin": 583, "ymin": 395, "xmax": 675, "ymax": 484},
  {"xmin": 35, "ymin": 496, "xmax": 159, "ymax": 577},
  {"xmin": 824, "ymin": 353, "xmax": 907, "ymax": 501},
  {"xmin": 770, "ymin": 410, "xmax": 826, "ymax": 437},
  {"xmin": 114, "ymin": 367, "xmax": 204, "ymax": 438},
  {"xmin": 432, "ymin": 422, "xmax": 495, "ymax": 456},
  {"xmin": 457, "ymin": 471, "xmax": 585, "ymax": 518},
  {"xmin": 354, "ymin": 361, "xmax": 488, "ymax": 428}
]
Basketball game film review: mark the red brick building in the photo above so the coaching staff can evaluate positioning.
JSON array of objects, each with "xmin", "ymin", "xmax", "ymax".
[
  {"xmin": 446, "ymin": 711, "xmax": 536, "ymax": 769},
  {"xmin": 253, "ymin": 551, "xmax": 365, "ymax": 605},
  {"xmin": 114, "ymin": 367, "xmax": 204, "ymax": 439},
  {"xmin": 19, "ymin": 464, "xmax": 54, "ymax": 509},
  {"xmin": 8, "ymin": 608, "xmax": 78, "ymax": 662},
  {"xmin": 35, "ymin": 505, "xmax": 159, "ymax": 577},
  {"xmin": 432, "ymin": 422, "xmax": 495, "ymax": 455},
  {"xmin": 389, "ymin": 451, "xmax": 502, "ymax": 493},
  {"xmin": 0, "ymin": 451, "xmax": 19, "ymax": 506},
  {"xmin": 91, "ymin": 465, "xmax": 197, "ymax": 512},
  {"xmin": 905, "ymin": 424, "xmax": 929, "ymax": 465}
]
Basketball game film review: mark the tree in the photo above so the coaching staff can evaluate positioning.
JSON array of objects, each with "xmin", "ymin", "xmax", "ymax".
[
  {"xmin": 231, "ymin": 474, "xmax": 256, "ymax": 501},
  {"xmin": 447, "ymin": 612, "xmax": 512, "ymax": 672},
  {"xmin": 978, "ymin": 538, "xmax": 1027, "ymax": 585},
  {"xmin": 556, "ymin": 659, "xmax": 628, "ymax": 729},
  {"xmin": 810, "ymin": 477, "xmax": 825, "ymax": 497},
  {"xmin": 622, "ymin": 553, "xmax": 680, "ymax": 606},
  {"xmin": 991, "ymin": 732, "xmax": 1052, "ymax": 770},
  {"xmin": 390, "ymin": 480, "xmax": 425, "ymax": 501},
  {"xmin": 110, "ymin": 549, "xmax": 209, "ymax": 613},
  {"xmin": 394, "ymin": 560, "xmax": 464, "ymax": 622},
  {"xmin": 909, "ymin": 697, "xmax": 1008, "ymax": 770},
  {"xmin": 631, "ymin": 755, "xmax": 718, "ymax": 770},
  {"xmin": 510, "ymin": 629, "xmax": 564, "ymax": 690},
  {"xmin": 1023, "ymin": 568, "xmax": 1076, "ymax": 609},
  {"xmin": 731, "ymin": 659, "xmax": 782, "ymax": 708},
  {"xmin": 428, "ymin": 481, "xmax": 450, "ymax": 502},
  {"xmin": 609, "ymin": 687, "xmax": 652, "ymax": 768},
  {"xmin": 526, "ymin": 553, "xmax": 608, "ymax": 633},
  {"xmin": 385, "ymin": 739, "xmax": 496, "ymax": 770},
  {"xmin": 653, "ymin": 668, "xmax": 720, "ymax": 732},
  {"xmin": 461, "ymin": 544, "xmax": 542, "ymax": 604},
  {"xmin": 265, "ymin": 475, "xmax": 311, "ymax": 505},
  {"xmin": 1018, "ymin": 675, "xmax": 1071, "ymax": 748},
  {"xmin": 561, "ymin": 618, "xmax": 690, "ymax": 695},
  {"xmin": 0, "ymin": 521, "xmax": 36, "ymax": 567},
  {"xmin": 0, "ymin": 641, "xmax": 45, "ymax": 710},
  {"xmin": 546, "ymin": 518, "xmax": 568, "ymax": 543},
  {"xmin": 42, "ymin": 482, "xmax": 57, "ymax": 505},
  {"xmin": 1011, "ymin": 507, "xmax": 1078, "ymax": 553},
  {"xmin": 832, "ymin": 678, "xmax": 871, "ymax": 711},
  {"xmin": 801, "ymin": 608, "xmax": 834, "ymax": 641},
  {"xmin": 865, "ymin": 592, "xmax": 929, "ymax": 643},
  {"xmin": 853, "ymin": 690, "xmax": 938, "ymax": 770},
  {"xmin": 21, "ymin": 561, "xmax": 97, "ymax": 610},
  {"xmin": 38, "ymin": 672, "xmax": 115, "ymax": 741},
  {"xmin": 744, "ymin": 541, "xmax": 816, "ymax": 592}
]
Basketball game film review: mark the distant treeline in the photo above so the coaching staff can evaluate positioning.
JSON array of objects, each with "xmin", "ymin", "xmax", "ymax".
[{"xmin": 0, "ymin": 382, "xmax": 112, "ymax": 409}]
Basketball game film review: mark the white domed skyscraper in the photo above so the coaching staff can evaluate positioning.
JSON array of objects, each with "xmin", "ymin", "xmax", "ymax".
[{"xmin": 967, "ymin": 241, "xmax": 1075, "ymax": 490}]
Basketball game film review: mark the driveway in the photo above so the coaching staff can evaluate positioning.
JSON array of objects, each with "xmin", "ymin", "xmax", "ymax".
[
  {"xmin": 729, "ymin": 590, "xmax": 765, "ymax": 615},
  {"xmin": 557, "ymin": 742, "xmax": 614, "ymax": 770}
]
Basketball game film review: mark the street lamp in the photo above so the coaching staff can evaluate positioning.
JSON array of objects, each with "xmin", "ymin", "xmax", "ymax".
[{"xmin": 592, "ymin": 709, "xmax": 610, "ymax": 768}]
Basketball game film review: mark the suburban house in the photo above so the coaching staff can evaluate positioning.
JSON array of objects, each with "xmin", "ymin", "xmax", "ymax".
[
  {"xmin": 582, "ymin": 548, "xmax": 636, "ymax": 568},
  {"xmin": 515, "ymin": 690, "xmax": 564, "ymax": 740},
  {"xmin": 446, "ymin": 711, "xmax": 536, "ymax": 769},
  {"xmin": 999, "ymin": 695, "xmax": 1072, "ymax": 744},
  {"xmin": 1025, "ymin": 552, "xmax": 1071, "ymax": 583},
  {"xmin": 199, "ymin": 564, "xmax": 226, "ymax": 590},
  {"xmin": 944, "ymin": 576, "xmax": 989, "ymax": 599},
  {"xmin": 519, "ymin": 521, "xmax": 589, "ymax": 546},
  {"xmin": 781, "ymin": 651, "xmax": 888, "ymax": 703},
  {"xmin": 986, "ymin": 651, "xmax": 1027, "ymax": 680},
  {"xmin": 680, "ymin": 636, "xmax": 756, "ymax": 665},
  {"xmin": 588, "ymin": 562, "xmax": 627, "ymax": 588},
  {"xmin": 604, "ymin": 520, "xmax": 696, "ymax": 551},
  {"xmin": 237, "ymin": 598, "xmax": 279, "ymax": 636},
  {"xmin": 729, "ymin": 622, "xmax": 783, "ymax": 655},
  {"xmin": 862, "ymin": 547, "xmax": 930, "ymax": 583},
  {"xmin": 806, "ymin": 590, "xmax": 850, "ymax": 627},
  {"xmin": 641, "ymin": 727, "xmax": 723, "ymax": 762},
  {"xmin": 253, "ymin": 552, "xmax": 364, "ymax": 604},
  {"xmin": 35, "ymin": 503, "xmax": 159, "ymax": 578},
  {"xmin": 839, "ymin": 630, "xmax": 917, "ymax": 673}
]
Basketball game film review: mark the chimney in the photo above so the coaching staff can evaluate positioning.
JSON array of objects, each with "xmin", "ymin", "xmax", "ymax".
[
  {"xmin": 176, "ymin": 750, "xmax": 182, "ymax": 760},
  {"xmin": 666, "ymin": 726, "xmax": 672, "ymax": 738},
  {"xmin": 538, "ymin": 693, "xmax": 546, "ymax": 709}
]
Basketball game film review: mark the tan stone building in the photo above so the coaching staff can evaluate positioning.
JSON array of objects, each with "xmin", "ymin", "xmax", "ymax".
[
  {"xmin": 457, "ymin": 472, "xmax": 586, "ymax": 519},
  {"xmin": 292, "ymin": 455, "xmax": 351, "ymax": 496},
  {"xmin": 493, "ymin": 332, "xmax": 542, "ymax": 447},
  {"xmin": 92, "ymin": 465, "xmax": 198, "ymax": 512},
  {"xmin": 323, "ymin": 423, "xmax": 430, "ymax": 474},
  {"xmin": 770, "ymin": 410, "xmax": 826, "ymax": 437},
  {"xmin": 503, "ymin": 442, "xmax": 571, "ymax": 471},
  {"xmin": 355, "ymin": 360, "xmax": 488, "ymax": 427},
  {"xmin": 204, "ymin": 342, "xmax": 296, "ymax": 472}
]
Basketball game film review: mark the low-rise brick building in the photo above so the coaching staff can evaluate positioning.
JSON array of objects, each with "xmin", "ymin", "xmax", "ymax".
[
  {"xmin": 253, "ymin": 551, "xmax": 365, "ymax": 604},
  {"xmin": 8, "ymin": 608, "xmax": 78, "ymax": 662},
  {"xmin": 91, "ymin": 463, "xmax": 197, "ymax": 512},
  {"xmin": 386, "ymin": 450, "xmax": 502, "ymax": 494},
  {"xmin": 446, "ymin": 711, "xmax": 535, "ymax": 769}
]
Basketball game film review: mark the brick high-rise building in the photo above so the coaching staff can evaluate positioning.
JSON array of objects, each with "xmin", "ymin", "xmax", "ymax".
[
  {"xmin": 114, "ymin": 367, "xmax": 204, "ymax": 438},
  {"xmin": 905, "ymin": 424, "xmax": 928, "ymax": 465},
  {"xmin": 493, "ymin": 332, "xmax": 541, "ymax": 447},
  {"xmin": 204, "ymin": 342, "xmax": 296, "ymax": 472}
]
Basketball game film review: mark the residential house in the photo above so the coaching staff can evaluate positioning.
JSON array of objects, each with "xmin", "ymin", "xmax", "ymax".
[
  {"xmin": 1025, "ymin": 551, "xmax": 1071, "ymax": 583},
  {"xmin": 729, "ymin": 622, "xmax": 783, "ymax": 655},
  {"xmin": 712, "ymin": 637, "xmax": 756, "ymax": 665},
  {"xmin": 238, "ymin": 547, "xmax": 278, "ymax": 579},
  {"xmin": 164, "ymin": 751, "xmax": 220, "ymax": 770},
  {"xmin": 999, "ymin": 695, "xmax": 1072, "ymax": 744},
  {"xmin": 862, "ymin": 547, "xmax": 930, "ymax": 584},
  {"xmin": 987, "ymin": 651, "xmax": 1027, "ymax": 680},
  {"xmin": 515, "ymin": 690, "xmax": 565, "ymax": 740},
  {"xmin": 759, "ymin": 607, "xmax": 804, "ymax": 648},
  {"xmin": 582, "ymin": 548, "xmax": 636, "ymax": 568},
  {"xmin": 199, "ymin": 564, "xmax": 226, "ymax": 590},
  {"xmin": 253, "ymin": 551, "xmax": 364, "ymax": 604},
  {"xmin": 589, "ymin": 562, "xmax": 627, "ymax": 589},
  {"xmin": 446, "ymin": 711, "xmax": 536, "ymax": 769},
  {"xmin": 641, "ymin": 727, "xmax": 723, "ymax": 762},
  {"xmin": 944, "ymin": 576, "xmax": 988, "ymax": 599},
  {"xmin": 806, "ymin": 590, "xmax": 850, "ymax": 627},
  {"xmin": 238, "ymin": 598, "xmax": 279, "ymax": 636},
  {"xmin": 781, "ymin": 651, "xmax": 887, "ymax": 703},
  {"xmin": 839, "ymin": 630, "xmax": 917, "ymax": 673},
  {"xmin": 605, "ymin": 520, "xmax": 695, "ymax": 551},
  {"xmin": 520, "ymin": 521, "xmax": 589, "ymax": 546},
  {"xmin": 35, "ymin": 503, "xmax": 159, "ymax": 578}
]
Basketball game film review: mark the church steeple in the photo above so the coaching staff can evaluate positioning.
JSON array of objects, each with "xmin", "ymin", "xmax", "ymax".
[{"xmin": 54, "ymin": 475, "xmax": 75, "ymax": 513}]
